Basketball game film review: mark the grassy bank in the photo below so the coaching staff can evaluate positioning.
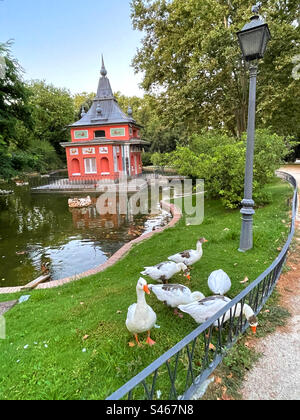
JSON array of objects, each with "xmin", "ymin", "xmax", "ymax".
[{"xmin": 0, "ymin": 179, "xmax": 293, "ymax": 400}]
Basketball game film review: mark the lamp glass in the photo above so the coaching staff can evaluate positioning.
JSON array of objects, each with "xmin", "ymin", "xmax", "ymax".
[{"xmin": 238, "ymin": 25, "xmax": 270, "ymax": 61}]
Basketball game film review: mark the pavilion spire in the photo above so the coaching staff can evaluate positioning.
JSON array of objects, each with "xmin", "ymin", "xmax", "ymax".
[{"xmin": 100, "ymin": 54, "xmax": 107, "ymax": 77}]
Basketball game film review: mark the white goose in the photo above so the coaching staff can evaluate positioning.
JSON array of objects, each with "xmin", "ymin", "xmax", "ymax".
[
  {"xmin": 207, "ymin": 269, "xmax": 231, "ymax": 295},
  {"xmin": 126, "ymin": 278, "xmax": 157, "ymax": 347},
  {"xmin": 178, "ymin": 295, "xmax": 258, "ymax": 333},
  {"xmin": 141, "ymin": 261, "xmax": 190, "ymax": 284},
  {"xmin": 149, "ymin": 283, "xmax": 205, "ymax": 315},
  {"xmin": 168, "ymin": 238, "xmax": 208, "ymax": 267}
]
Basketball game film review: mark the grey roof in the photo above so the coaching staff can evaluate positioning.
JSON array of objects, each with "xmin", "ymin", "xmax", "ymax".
[{"xmin": 70, "ymin": 56, "xmax": 141, "ymax": 128}]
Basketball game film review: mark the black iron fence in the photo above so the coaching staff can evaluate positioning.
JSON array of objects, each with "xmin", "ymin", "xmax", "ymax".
[{"xmin": 106, "ymin": 171, "xmax": 298, "ymax": 400}]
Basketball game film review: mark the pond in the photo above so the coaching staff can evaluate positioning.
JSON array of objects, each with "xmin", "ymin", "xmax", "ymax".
[{"xmin": 0, "ymin": 177, "xmax": 171, "ymax": 288}]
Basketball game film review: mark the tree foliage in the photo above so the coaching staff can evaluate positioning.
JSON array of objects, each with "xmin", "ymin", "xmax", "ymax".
[
  {"xmin": 155, "ymin": 129, "xmax": 290, "ymax": 208},
  {"xmin": 26, "ymin": 81, "xmax": 75, "ymax": 156},
  {"xmin": 131, "ymin": 0, "xmax": 300, "ymax": 139}
]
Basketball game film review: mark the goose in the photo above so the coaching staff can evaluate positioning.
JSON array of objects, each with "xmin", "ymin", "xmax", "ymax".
[
  {"xmin": 207, "ymin": 269, "xmax": 231, "ymax": 295},
  {"xmin": 168, "ymin": 238, "xmax": 208, "ymax": 267},
  {"xmin": 149, "ymin": 283, "xmax": 205, "ymax": 316},
  {"xmin": 126, "ymin": 278, "xmax": 157, "ymax": 347},
  {"xmin": 178, "ymin": 295, "xmax": 258, "ymax": 333},
  {"xmin": 141, "ymin": 261, "xmax": 190, "ymax": 284}
]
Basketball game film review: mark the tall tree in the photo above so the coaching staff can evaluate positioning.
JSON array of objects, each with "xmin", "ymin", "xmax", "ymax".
[
  {"xmin": 115, "ymin": 91, "xmax": 182, "ymax": 152},
  {"xmin": 131, "ymin": 0, "xmax": 300, "ymax": 139},
  {"xmin": 73, "ymin": 91, "xmax": 95, "ymax": 120},
  {"xmin": 26, "ymin": 81, "xmax": 75, "ymax": 157},
  {"xmin": 0, "ymin": 41, "xmax": 32, "ymax": 146}
]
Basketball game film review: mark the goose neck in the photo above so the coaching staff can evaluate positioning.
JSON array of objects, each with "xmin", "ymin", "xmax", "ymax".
[
  {"xmin": 196, "ymin": 242, "xmax": 203, "ymax": 253},
  {"xmin": 136, "ymin": 288, "xmax": 147, "ymax": 306},
  {"xmin": 243, "ymin": 303, "xmax": 255, "ymax": 320}
]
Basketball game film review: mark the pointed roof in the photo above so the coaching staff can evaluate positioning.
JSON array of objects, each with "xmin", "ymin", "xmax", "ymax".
[{"xmin": 71, "ymin": 56, "xmax": 140, "ymax": 127}]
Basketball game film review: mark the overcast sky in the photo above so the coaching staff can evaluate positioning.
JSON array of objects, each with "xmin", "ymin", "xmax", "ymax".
[{"xmin": 0, "ymin": 0, "xmax": 145, "ymax": 97}]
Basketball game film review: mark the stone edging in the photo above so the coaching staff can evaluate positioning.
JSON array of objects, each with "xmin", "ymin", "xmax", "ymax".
[{"xmin": 0, "ymin": 201, "xmax": 182, "ymax": 294}]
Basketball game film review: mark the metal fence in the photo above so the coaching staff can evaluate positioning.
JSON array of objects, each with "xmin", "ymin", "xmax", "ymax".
[
  {"xmin": 106, "ymin": 171, "xmax": 298, "ymax": 401},
  {"xmin": 29, "ymin": 172, "xmax": 162, "ymax": 192}
]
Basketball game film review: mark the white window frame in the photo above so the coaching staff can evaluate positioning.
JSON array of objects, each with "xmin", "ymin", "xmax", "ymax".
[{"xmin": 84, "ymin": 158, "xmax": 97, "ymax": 174}]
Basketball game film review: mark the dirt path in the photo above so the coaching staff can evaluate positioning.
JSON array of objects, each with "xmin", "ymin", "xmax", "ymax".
[{"xmin": 241, "ymin": 165, "xmax": 300, "ymax": 400}]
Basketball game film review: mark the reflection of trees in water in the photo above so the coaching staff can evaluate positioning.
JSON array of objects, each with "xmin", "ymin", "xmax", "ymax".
[{"xmin": 0, "ymin": 187, "xmax": 165, "ymax": 286}]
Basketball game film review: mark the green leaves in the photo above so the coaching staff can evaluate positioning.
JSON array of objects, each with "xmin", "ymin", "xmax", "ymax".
[
  {"xmin": 156, "ymin": 129, "xmax": 290, "ymax": 208},
  {"xmin": 131, "ymin": 0, "xmax": 300, "ymax": 139}
]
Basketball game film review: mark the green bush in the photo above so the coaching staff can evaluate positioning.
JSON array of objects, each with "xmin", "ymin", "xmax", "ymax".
[
  {"xmin": 162, "ymin": 129, "xmax": 289, "ymax": 208},
  {"xmin": 9, "ymin": 139, "xmax": 62, "ymax": 175},
  {"xmin": 141, "ymin": 152, "xmax": 152, "ymax": 166}
]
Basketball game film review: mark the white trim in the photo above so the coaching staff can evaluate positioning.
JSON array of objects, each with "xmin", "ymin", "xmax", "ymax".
[{"xmin": 84, "ymin": 157, "xmax": 97, "ymax": 174}]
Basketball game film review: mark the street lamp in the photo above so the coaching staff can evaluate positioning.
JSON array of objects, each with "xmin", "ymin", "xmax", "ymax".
[{"xmin": 237, "ymin": 4, "xmax": 271, "ymax": 252}]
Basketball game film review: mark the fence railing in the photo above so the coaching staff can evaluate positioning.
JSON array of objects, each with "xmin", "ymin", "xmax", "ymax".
[
  {"xmin": 29, "ymin": 172, "xmax": 162, "ymax": 191},
  {"xmin": 106, "ymin": 171, "xmax": 298, "ymax": 401}
]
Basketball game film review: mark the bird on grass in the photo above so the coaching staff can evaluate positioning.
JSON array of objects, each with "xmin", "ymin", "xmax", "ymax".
[
  {"xmin": 141, "ymin": 261, "xmax": 190, "ymax": 284},
  {"xmin": 178, "ymin": 295, "xmax": 258, "ymax": 334},
  {"xmin": 149, "ymin": 283, "xmax": 205, "ymax": 317},
  {"xmin": 168, "ymin": 238, "xmax": 208, "ymax": 267},
  {"xmin": 126, "ymin": 278, "xmax": 157, "ymax": 347}
]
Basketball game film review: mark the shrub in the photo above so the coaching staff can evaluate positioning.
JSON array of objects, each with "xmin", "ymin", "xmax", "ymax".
[
  {"xmin": 141, "ymin": 152, "xmax": 152, "ymax": 166},
  {"xmin": 164, "ymin": 129, "xmax": 289, "ymax": 208}
]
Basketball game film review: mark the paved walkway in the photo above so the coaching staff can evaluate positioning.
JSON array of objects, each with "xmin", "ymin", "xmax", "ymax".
[{"xmin": 241, "ymin": 165, "xmax": 300, "ymax": 400}]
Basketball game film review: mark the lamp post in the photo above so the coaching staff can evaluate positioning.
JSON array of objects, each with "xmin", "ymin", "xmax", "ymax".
[{"xmin": 237, "ymin": 4, "xmax": 271, "ymax": 252}]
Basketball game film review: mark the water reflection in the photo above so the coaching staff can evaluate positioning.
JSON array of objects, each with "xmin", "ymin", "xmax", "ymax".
[{"xmin": 0, "ymin": 185, "xmax": 170, "ymax": 287}]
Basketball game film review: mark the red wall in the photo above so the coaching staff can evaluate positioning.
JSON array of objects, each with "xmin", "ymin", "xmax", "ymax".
[
  {"xmin": 66, "ymin": 144, "xmax": 118, "ymax": 181},
  {"xmin": 66, "ymin": 123, "xmax": 142, "ymax": 180},
  {"xmin": 70, "ymin": 124, "xmax": 141, "ymax": 142}
]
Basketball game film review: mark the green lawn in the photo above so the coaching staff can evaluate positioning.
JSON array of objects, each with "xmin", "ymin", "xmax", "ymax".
[{"xmin": 0, "ymin": 179, "xmax": 293, "ymax": 400}]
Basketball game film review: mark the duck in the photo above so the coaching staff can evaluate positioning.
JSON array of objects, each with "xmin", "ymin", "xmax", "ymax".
[
  {"xmin": 149, "ymin": 283, "xmax": 205, "ymax": 316},
  {"xmin": 141, "ymin": 261, "xmax": 190, "ymax": 284},
  {"xmin": 178, "ymin": 295, "xmax": 258, "ymax": 334},
  {"xmin": 41, "ymin": 261, "xmax": 50, "ymax": 275},
  {"xmin": 126, "ymin": 278, "xmax": 157, "ymax": 347},
  {"xmin": 15, "ymin": 181, "xmax": 29, "ymax": 187},
  {"xmin": 168, "ymin": 238, "xmax": 208, "ymax": 267},
  {"xmin": 207, "ymin": 269, "xmax": 231, "ymax": 295}
]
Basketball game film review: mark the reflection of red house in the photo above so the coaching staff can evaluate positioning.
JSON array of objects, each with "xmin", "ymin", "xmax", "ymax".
[{"xmin": 61, "ymin": 57, "xmax": 148, "ymax": 181}]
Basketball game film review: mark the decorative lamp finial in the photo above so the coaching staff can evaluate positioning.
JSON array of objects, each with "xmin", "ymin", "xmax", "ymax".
[
  {"xmin": 251, "ymin": 2, "xmax": 262, "ymax": 16},
  {"xmin": 100, "ymin": 54, "xmax": 107, "ymax": 77},
  {"xmin": 127, "ymin": 105, "xmax": 133, "ymax": 117},
  {"xmin": 81, "ymin": 106, "xmax": 86, "ymax": 117},
  {"xmin": 96, "ymin": 103, "xmax": 102, "ymax": 115}
]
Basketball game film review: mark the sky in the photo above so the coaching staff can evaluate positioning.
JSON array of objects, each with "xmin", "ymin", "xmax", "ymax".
[{"xmin": 0, "ymin": 0, "xmax": 145, "ymax": 97}]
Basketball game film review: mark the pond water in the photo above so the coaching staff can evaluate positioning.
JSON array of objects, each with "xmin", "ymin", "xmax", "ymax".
[{"xmin": 0, "ymin": 178, "xmax": 171, "ymax": 287}]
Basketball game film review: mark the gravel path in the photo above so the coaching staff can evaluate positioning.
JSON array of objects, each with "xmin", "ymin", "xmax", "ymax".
[{"xmin": 241, "ymin": 165, "xmax": 300, "ymax": 400}]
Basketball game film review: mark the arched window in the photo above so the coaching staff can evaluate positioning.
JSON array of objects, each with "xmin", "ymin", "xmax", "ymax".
[
  {"xmin": 71, "ymin": 158, "xmax": 80, "ymax": 175},
  {"xmin": 100, "ymin": 157, "xmax": 110, "ymax": 174}
]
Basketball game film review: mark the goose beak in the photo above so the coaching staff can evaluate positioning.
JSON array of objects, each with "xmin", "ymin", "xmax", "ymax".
[
  {"xmin": 186, "ymin": 274, "xmax": 191, "ymax": 281},
  {"xmin": 143, "ymin": 285, "xmax": 150, "ymax": 295},
  {"xmin": 250, "ymin": 325, "xmax": 257, "ymax": 334}
]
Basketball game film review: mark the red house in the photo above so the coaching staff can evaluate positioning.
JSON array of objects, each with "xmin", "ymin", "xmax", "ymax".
[{"xmin": 61, "ymin": 57, "xmax": 147, "ymax": 181}]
